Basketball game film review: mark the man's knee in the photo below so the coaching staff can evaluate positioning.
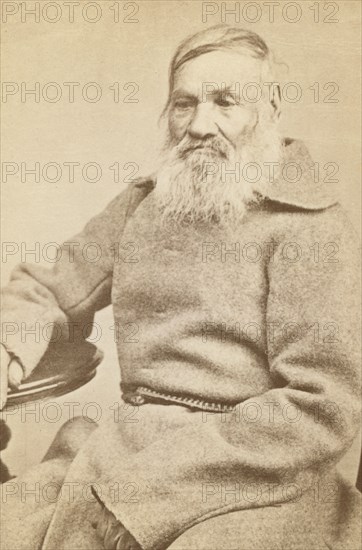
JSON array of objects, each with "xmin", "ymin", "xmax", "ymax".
[{"xmin": 42, "ymin": 416, "xmax": 98, "ymax": 462}]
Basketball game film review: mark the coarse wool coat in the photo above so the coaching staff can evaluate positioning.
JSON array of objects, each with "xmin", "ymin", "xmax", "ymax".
[{"xmin": 1, "ymin": 139, "xmax": 361, "ymax": 550}]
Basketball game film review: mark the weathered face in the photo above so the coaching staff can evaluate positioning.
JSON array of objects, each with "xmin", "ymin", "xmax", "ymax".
[
  {"xmin": 157, "ymin": 49, "xmax": 280, "ymax": 227},
  {"xmin": 168, "ymin": 50, "xmax": 262, "ymax": 149}
]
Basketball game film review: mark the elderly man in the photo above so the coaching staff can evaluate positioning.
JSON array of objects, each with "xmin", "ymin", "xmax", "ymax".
[{"xmin": 1, "ymin": 25, "xmax": 361, "ymax": 550}]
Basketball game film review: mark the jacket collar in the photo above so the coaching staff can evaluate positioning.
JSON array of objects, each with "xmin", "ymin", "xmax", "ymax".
[
  {"xmin": 141, "ymin": 138, "xmax": 338, "ymax": 211},
  {"xmin": 256, "ymin": 138, "xmax": 338, "ymax": 210}
]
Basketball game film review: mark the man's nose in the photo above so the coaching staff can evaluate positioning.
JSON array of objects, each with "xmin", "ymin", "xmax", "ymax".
[{"xmin": 187, "ymin": 103, "xmax": 218, "ymax": 139}]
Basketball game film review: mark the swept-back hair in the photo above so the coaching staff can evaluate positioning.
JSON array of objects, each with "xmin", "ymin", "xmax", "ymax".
[{"xmin": 162, "ymin": 25, "xmax": 278, "ymax": 117}]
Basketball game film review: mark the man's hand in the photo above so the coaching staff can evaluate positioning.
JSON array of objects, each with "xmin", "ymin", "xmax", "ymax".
[{"xmin": 0, "ymin": 346, "xmax": 23, "ymax": 410}]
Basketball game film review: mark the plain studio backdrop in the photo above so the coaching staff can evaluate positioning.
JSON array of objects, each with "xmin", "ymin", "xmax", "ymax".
[{"xmin": 1, "ymin": 1, "xmax": 361, "ymax": 479}]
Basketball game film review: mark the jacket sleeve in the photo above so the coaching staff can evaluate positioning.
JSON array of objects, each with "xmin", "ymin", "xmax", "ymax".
[
  {"xmin": 92, "ymin": 204, "xmax": 361, "ymax": 550},
  {"xmin": 1, "ymin": 182, "xmax": 147, "ymax": 379}
]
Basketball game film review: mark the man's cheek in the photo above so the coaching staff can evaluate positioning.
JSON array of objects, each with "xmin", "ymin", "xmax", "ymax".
[
  {"xmin": 216, "ymin": 124, "xmax": 238, "ymax": 148},
  {"xmin": 169, "ymin": 113, "xmax": 191, "ymax": 141},
  {"xmin": 220, "ymin": 110, "xmax": 257, "ymax": 142}
]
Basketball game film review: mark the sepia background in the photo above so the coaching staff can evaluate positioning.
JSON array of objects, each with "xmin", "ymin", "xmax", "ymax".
[{"xmin": 1, "ymin": 1, "xmax": 361, "ymax": 480}]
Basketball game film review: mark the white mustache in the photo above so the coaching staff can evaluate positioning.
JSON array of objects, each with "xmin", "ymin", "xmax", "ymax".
[{"xmin": 175, "ymin": 137, "xmax": 231, "ymax": 160}]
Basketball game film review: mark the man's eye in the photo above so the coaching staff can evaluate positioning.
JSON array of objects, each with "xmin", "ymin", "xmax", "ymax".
[
  {"xmin": 216, "ymin": 97, "xmax": 236, "ymax": 108},
  {"xmin": 174, "ymin": 100, "xmax": 194, "ymax": 110}
]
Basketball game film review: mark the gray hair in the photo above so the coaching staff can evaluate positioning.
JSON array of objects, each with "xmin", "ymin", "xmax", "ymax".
[{"xmin": 162, "ymin": 25, "xmax": 279, "ymax": 116}]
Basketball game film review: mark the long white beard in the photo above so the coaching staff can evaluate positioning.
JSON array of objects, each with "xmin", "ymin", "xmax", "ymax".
[{"xmin": 154, "ymin": 115, "xmax": 282, "ymax": 228}]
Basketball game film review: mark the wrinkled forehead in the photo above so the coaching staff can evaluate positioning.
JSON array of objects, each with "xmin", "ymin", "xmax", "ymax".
[{"xmin": 173, "ymin": 50, "xmax": 263, "ymax": 97}]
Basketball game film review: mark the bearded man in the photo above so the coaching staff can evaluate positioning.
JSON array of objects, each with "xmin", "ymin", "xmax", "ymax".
[{"xmin": 1, "ymin": 25, "xmax": 361, "ymax": 550}]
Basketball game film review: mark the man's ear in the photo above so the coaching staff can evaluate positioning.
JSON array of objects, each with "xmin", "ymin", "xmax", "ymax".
[{"xmin": 270, "ymin": 84, "xmax": 281, "ymax": 120}]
